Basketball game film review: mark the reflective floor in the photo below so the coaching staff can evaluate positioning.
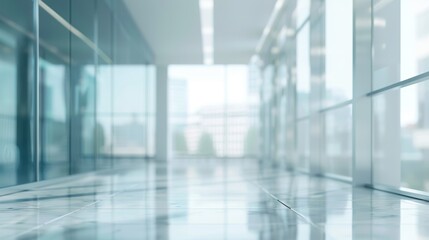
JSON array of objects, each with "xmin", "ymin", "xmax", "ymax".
[{"xmin": 2, "ymin": 159, "xmax": 429, "ymax": 239}]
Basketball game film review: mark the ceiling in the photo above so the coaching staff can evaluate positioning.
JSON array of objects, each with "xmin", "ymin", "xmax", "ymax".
[{"xmin": 123, "ymin": 0, "xmax": 276, "ymax": 65}]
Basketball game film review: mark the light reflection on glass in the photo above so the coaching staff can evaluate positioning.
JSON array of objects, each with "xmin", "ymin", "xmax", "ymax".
[
  {"xmin": 168, "ymin": 65, "xmax": 258, "ymax": 159},
  {"xmin": 296, "ymin": 23, "xmax": 310, "ymax": 118},
  {"xmin": 323, "ymin": 105, "xmax": 352, "ymax": 177},
  {"xmin": 297, "ymin": 119, "xmax": 310, "ymax": 171},
  {"xmin": 325, "ymin": 0, "xmax": 353, "ymax": 106},
  {"xmin": 400, "ymin": 82, "xmax": 429, "ymax": 192}
]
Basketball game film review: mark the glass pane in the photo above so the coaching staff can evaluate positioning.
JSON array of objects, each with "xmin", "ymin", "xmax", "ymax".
[
  {"xmin": 226, "ymin": 65, "xmax": 252, "ymax": 157},
  {"xmin": 168, "ymin": 65, "xmax": 226, "ymax": 158},
  {"xmin": 112, "ymin": 65, "xmax": 147, "ymax": 157},
  {"xmin": 297, "ymin": 23, "xmax": 310, "ymax": 118},
  {"xmin": 97, "ymin": 0, "xmax": 113, "ymax": 59},
  {"xmin": 373, "ymin": 81, "xmax": 429, "ymax": 192},
  {"xmin": 39, "ymin": 1, "xmax": 71, "ymax": 180},
  {"xmin": 400, "ymin": 1, "xmax": 429, "ymax": 80},
  {"xmin": 113, "ymin": 115, "xmax": 147, "ymax": 156},
  {"xmin": 96, "ymin": 115, "xmax": 112, "ymax": 169},
  {"xmin": 400, "ymin": 82, "xmax": 429, "ymax": 192},
  {"xmin": 113, "ymin": 66, "xmax": 145, "ymax": 114},
  {"xmin": 297, "ymin": 119, "xmax": 310, "ymax": 171},
  {"xmin": 96, "ymin": 0, "xmax": 113, "ymax": 168},
  {"xmin": 262, "ymin": 65, "xmax": 274, "ymax": 103},
  {"xmin": 168, "ymin": 65, "xmax": 256, "ymax": 159},
  {"xmin": 372, "ymin": 89, "xmax": 401, "ymax": 187},
  {"xmin": 96, "ymin": 65, "xmax": 113, "ymax": 168},
  {"xmin": 70, "ymin": 0, "xmax": 97, "ymax": 174},
  {"xmin": 372, "ymin": 0, "xmax": 429, "ymax": 88},
  {"xmin": 372, "ymin": 0, "xmax": 400, "ymax": 90},
  {"xmin": 323, "ymin": 105, "xmax": 352, "ymax": 177},
  {"xmin": 0, "ymin": 0, "xmax": 36, "ymax": 186},
  {"xmin": 276, "ymin": 60, "xmax": 288, "ymax": 162},
  {"xmin": 325, "ymin": 0, "xmax": 353, "ymax": 106},
  {"xmin": 296, "ymin": 0, "xmax": 310, "ymax": 27}
]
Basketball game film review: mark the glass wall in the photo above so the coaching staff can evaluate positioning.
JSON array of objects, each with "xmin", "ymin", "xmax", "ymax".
[
  {"xmin": 323, "ymin": 106, "xmax": 352, "ymax": 177},
  {"xmin": 324, "ymin": 0, "xmax": 353, "ymax": 107},
  {"xmin": 259, "ymin": 0, "xmax": 429, "ymax": 198},
  {"xmin": 111, "ymin": 65, "xmax": 155, "ymax": 160},
  {"xmin": 259, "ymin": 0, "xmax": 353, "ymax": 179},
  {"xmin": 371, "ymin": 0, "xmax": 429, "ymax": 194},
  {"xmin": 0, "ymin": 0, "xmax": 37, "ymax": 187},
  {"xmin": 0, "ymin": 0, "xmax": 155, "ymax": 188},
  {"xmin": 400, "ymin": 82, "xmax": 429, "ymax": 191},
  {"xmin": 168, "ymin": 65, "xmax": 259, "ymax": 159},
  {"xmin": 39, "ymin": 0, "xmax": 71, "ymax": 179},
  {"xmin": 372, "ymin": 65, "xmax": 429, "ymax": 192},
  {"xmin": 296, "ymin": 24, "xmax": 310, "ymax": 119}
]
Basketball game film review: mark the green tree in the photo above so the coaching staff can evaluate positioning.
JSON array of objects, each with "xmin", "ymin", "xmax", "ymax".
[
  {"xmin": 173, "ymin": 130, "xmax": 188, "ymax": 154},
  {"xmin": 197, "ymin": 132, "xmax": 216, "ymax": 156},
  {"xmin": 244, "ymin": 127, "xmax": 259, "ymax": 157}
]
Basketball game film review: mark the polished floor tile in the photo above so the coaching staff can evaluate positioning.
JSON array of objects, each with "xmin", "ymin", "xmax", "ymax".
[{"xmin": 1, "ymin": 159, "xmax": 429, "ymax": 239}]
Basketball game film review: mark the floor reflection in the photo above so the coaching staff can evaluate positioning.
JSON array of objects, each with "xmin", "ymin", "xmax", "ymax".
[{"xmin": 1, "ymin": 159, "xmax": 429, "ymax": 239}]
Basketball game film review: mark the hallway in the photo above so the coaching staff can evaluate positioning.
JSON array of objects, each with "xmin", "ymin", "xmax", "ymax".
[
  {"xmin": 1, "ymin": 159, "xmax": 428, "ymax": 239},
  {"xmin": 2, "ymin": 0, "xmax": 429, "ymax": 239}
]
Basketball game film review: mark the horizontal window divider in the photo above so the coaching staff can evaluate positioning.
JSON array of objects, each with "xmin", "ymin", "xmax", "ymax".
[
  {"xmin": 104, "ymin": 155, "xmax": 154, "ymax": 159},
  {"xmin": 39, "ymin": 0, "xmax": 112, "ymax": 64},
  {"xmin": 97, "ymin": 113, "xmax": 154, "ymax": 116},
  {"xmin": 309, "ymin": 12, "xmax": 325, "ymax": 24},
  {"xmin": 318, "ymin": 100, "xmax": 353, "ymax": 113},
  {"xmin": 295, "ymin": 16, "xmax": 310, "ymax": 35},
  {"xmin": 0, "ymin": 13, "xmax": 70, "ymax": 63},
  {"xmin": 296, "ymin": 115, "xmax": 310, "ymax": 122},
  {"xmin": 367, "ymin": 71, "xmax": 429, "ymax": 96},
  {"xmin": 295, "ymin": 101, "xmax": 352, "ymax": 122},
  {"xmin": 370, "ymin": 184, "xmax": 429, "ymax": 202},
  {"xmin": 295, "ymin": 168, "xmax": 311, "ymax": 175}
]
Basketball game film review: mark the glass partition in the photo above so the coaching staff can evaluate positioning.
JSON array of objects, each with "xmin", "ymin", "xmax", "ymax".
[
  {"xmin": 296, "ymin": 23, "xmax": 310, "ymax": 118},
  {"xmin": 0, "ymin": 0, "xmax": 37, "ymax": 186},
  {"xmin": 0, "ymin": 0, "xmax": 155, "ymax": 188},
  {"xmin": 324, "ymin": 0, "xmax": 353, "ymax": 107},
  {"xmin": 323, "ymin": 105, "xmax": 352, "ymax": 177},
  {"xmin": 168, "ymin": 65, "xmax": 259, "ymax": 159},
  {"xmin": 400, "ymin": 82, "xmax": 429, "ymax": 191}
]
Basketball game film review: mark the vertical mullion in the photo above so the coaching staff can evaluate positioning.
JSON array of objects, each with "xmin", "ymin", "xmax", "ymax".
[
  {"xmin": 33, "ymin": 0, "xmax": 41, "ymax": 182},
  {"xmin": 94, "ymin": 0, "xmax": 99, "ymax": 169}
]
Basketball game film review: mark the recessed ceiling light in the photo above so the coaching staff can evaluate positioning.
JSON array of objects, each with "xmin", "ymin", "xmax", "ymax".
[
  {"xmin": 199, "ymin": 0, "xmax": 214, "ymax": 65},
  {"xmin": 200, "ymin": 0, "xmax": 213, "ymax": 10}
]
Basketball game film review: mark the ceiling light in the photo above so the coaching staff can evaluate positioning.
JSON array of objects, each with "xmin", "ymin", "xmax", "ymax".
[
  {"xmin": 263, "ymin": 27, "xmax": 270, "ymax": 36},
  {"xmin": 255, "ymin": 0, "xmax": 286, "ymax": 54},
  {"xmin": 200, "ymin": 0, "xmax": 213, "ymax": 10},
  {"xmin": 274, "ymin": 0, "xmax": 285, "ymax": 11},
  {"xmin": 199, "ymin": 0, "xmax": 214, "ymax": 65}
]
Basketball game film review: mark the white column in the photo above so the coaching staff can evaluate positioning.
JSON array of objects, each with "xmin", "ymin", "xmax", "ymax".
[
  {"xmin": 156, "ymin": 65, "xmax": 169, "ymax": 162},
  {"xmin": 309, "ymin": 1, "xmax": 325, "ymax": 175},
  {"xmin": 352, "ymin": 0, "xmax": 373, "ymax": 186}
]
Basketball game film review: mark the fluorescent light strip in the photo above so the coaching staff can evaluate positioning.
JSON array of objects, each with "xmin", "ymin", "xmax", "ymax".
[
  {"xmin": 39, "ymin": 0, "xmax": 112, "ymax": 64},
  {"xmin": 200, "ymin": 0, "xmax": 213, "ymax": 9},
  {"xmin": 255, "ymin": 0, "xmax": 286, "ymax": 53},
  {"xmin": 199, "ymin": 0, "xmax": 214, "ymax": 65}
]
